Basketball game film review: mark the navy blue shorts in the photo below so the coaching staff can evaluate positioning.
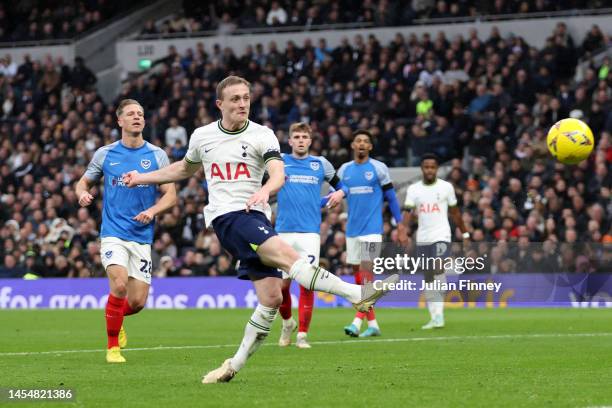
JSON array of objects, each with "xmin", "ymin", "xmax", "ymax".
[
  {"xmin": 212, "ymin": 210, "xmax": 282, "ymax": 280},
  {"xmin": 416, "ymin": 241, "xmax": 451, "ymax": 276},
  {"xmin": 416, "ymin": 241, "xmax": 451, "ymax": 259}
]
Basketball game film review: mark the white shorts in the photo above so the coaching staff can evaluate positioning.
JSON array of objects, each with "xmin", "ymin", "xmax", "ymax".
[
  {"xmin": 100, "ymin": 237, "xmax": 152, "ymax": 284},
  {"xmin": 346, "ymin": 234, "xmax": 383, "ymax": 265},
  {"xmin": 279, "ymin": 232, "xmax": 320, "ymax": 279}
]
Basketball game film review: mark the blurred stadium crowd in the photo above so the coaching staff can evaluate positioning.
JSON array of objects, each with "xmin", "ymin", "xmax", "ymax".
[
  {"xmin": 0, "ymin": 18, "xmax": 611, "ymax": 278},
  {"xmin": 0, "ymin": 1, "xmax": 137, "ymax": 43},
  {"xmin": 140, "ymin": 0, "xmax": 607, "ymax": 35}
]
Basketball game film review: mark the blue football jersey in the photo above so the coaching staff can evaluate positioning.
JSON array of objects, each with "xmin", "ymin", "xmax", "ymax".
[
  {"xmin": 84, "ymin": 141, "xmax": 170, "ymax": 244},
  {"xmin": 337, "ymin": 158, "xmax": 392, "ymax": 237},
  {"xmin": 276, "ymin": 154, "xmax": 337, "ymax": 233}
]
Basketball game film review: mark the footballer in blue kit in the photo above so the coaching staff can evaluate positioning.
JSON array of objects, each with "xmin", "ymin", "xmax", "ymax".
[
  {"xmin": 336, "ymin": 130, "xmax": 405, "ymax": 338},
  {"xmin": 75, "ymin": 99, "xmax": 176, "ymax": 363},
  {"xmin": 275, "ymin": 122, "xmax": 347, "ymax": 349}
]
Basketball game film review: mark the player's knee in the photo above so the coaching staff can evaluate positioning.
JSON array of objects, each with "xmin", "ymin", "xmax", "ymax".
[
  {"xmin": 130, "ymin": 301, "xmax": 146, "ymax": 313},
  {"xmin": 111, "ymin": 280, "xmax": 128, "ymax": 297},
  {"xmin": 261, "ymin": 292, "xmax": 283, "ymax": 308}
]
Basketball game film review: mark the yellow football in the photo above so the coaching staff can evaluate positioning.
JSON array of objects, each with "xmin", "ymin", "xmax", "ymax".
[{"xmin": 546, "ymin": 118, "xmax": 595, "ymax": 165}]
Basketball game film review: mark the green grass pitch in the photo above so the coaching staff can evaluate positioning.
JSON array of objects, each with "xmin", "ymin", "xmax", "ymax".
[{"xmin": 2, "ymin": 308, "xmax": 612, "ymax": 407}]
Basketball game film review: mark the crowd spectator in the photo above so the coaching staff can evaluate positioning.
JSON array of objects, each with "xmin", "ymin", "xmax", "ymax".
[
  {"xmin": 141, "ymin": 0, "xmax": 609, "ymax": 38},
  {"xmin": 0, "ymin": 1, "xmax": 140, "ymax": 43},
  {"xmin": 0, "ymin": 21, "xmax": 611, "ymax": 278}
]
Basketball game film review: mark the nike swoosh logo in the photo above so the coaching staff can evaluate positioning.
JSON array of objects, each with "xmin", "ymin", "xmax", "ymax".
[
  {"xmin": 110, "ymin": 162, "xmax": 120, "ymax": 166},
  {"xmin": 205, "ymin": 148, "xmax": 214, "ymax": 153}
]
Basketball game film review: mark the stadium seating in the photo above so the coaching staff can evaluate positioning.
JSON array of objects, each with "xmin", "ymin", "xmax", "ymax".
[
  {"xmin": 0, "ymin": 1, "xmax": 142, "ymax": 43},
  {"xmin": 139, "ymin": 0, "xmax": 606, "ymax": 36},
  {"xmin": 0, "ymin": 9, "xmax": 610, "ymax": 278}
]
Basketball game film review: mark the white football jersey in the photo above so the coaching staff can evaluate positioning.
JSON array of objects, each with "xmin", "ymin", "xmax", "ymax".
[
  {"xmin": 185, "ymin": 120, "xmax": 281, "ymax": 227},
  {"xmin": 404, "ymin": 178, "xmax": 457, "ymax": 244}
]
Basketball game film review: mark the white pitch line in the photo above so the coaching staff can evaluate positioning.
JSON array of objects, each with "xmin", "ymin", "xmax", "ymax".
[{"xmin": 2, "ymin": 332, "xmax": 611, "ymax": 357}]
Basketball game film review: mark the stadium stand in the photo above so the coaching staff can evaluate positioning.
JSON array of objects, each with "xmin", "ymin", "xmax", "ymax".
[
  {"xmin": 0, "ymin": 1, "xmax": 142, "ymax": 43},
  {"xmin": 139, "ymin": 0, "xmax": 609, "ymax": 36},
  {"xmin": 0, "ymin": 8, "xmax": 611, "ymax": 278}
]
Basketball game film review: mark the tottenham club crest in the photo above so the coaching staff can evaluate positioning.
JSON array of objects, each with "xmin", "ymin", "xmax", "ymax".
[
  {"xmin": 105, "ymin": 250, "xmax": 113, "ymax": 259},
  {"xmin": 140, "ymin": 159, "xmax": 151, "ymax": 170},
  {"xmin": 310, "ymin": 161, "xmax": 320, "ymax": 171},
  {"xmin": 364, "ymin": 171, "xmax": 374, "ymax": 180}
]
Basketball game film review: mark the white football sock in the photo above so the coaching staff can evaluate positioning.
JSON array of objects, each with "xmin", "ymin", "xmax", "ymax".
[
  {"xmin": 230, "ymin": 304, "xmax": 278, "ymax": 372},
  {"xmin": 367, "ymin": 319, "xmax": 380, "ymax": 330},
  {"xmin": 288, "ymin": 259, "xmax": 361, "ymax": 303},
  {"xmin": 424, "ymin": 273, "xmax": 446, "ymax": 320},
  {"xmin": 352, "ymin": 317, "xmax": 363, "ymax": 330}
]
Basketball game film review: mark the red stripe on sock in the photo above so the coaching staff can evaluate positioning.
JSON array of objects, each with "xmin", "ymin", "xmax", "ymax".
[
  {"xmin": 298, "ymin": 285, "xmax": 314, "ymax": 332},
  {"xmin": 279, "ymin": 283, "xmax": 292, "ymax": 320},
  {"xmin": 366, "ymin": 307, "xmax": 376, "ymax": 321},
  {"xmin": 105, "ymin": 294, "xmax": 125, "ymax": 349}
]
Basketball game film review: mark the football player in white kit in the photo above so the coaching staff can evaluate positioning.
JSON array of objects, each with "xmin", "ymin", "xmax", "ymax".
[
  {"xmin": 400, "ymin": 153, "xmax": 470, "ymax": 329},
  {"xmin": 123, "ymin": 76, "xmax": 398, "ymax": 383}
]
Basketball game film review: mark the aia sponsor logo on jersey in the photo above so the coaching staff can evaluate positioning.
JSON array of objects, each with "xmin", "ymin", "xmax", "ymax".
[
  {"xmin": 210, "ymin": 162, "xmax": 251, "ymax": 180},
  {"xmin": 419, "ymin": 202, "xmax": 441, "ymax": 213}
]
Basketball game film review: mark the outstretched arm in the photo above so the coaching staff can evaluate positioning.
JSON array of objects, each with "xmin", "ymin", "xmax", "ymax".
[
  {"xmin": 133, "ymin": 182, "xmax": 178, "ymax": 224},
  {"xmin": 123, "ymin": 159, "xmax": 200, "ymax": 187}
]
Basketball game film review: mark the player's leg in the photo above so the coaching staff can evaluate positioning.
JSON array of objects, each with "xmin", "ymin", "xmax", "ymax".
[
  {"xmin": 230, "ymin": 276, "xmax": 282, "ymax": 371},
  {"xmin": 101, "ymin": 238, "xmax": 130, "ymax": 363},
  {"xmin": 359, "ymin": 268, "xmax": 381, "ymax": 338},
  {"xmin": 123, "ymin": 278, "xmax": 149, "ymax": 315},
  {"xmin": 297, "ymin": 285, "xmax": 314, "ymax": 348},
  {"xmin": 277, "ymin": 233, "xmax": 296, "ymax": 347},
  {"xmin": 345, "ymin": 235, "xmax": 383, "ymax": 337},
  {"xmin": 123, "ymin": 241, "xmax": 152, "ymax": 315},
  {"xmin": 422, "ymin": 270, "xmax": 446, "ymax": 329},
  {"xmin": 257, "ymin": 235, "xmax": 398, "ymax": 311},
  {"xmin": 202, "ymin": 211, "xmax": 283, "ymax": 383},
  {"xmin": 346, "ymin": 264, "xmax": 365, "ymax": 337},
  {"xmin": 295, "ymin": 233, "xmax": 320, "ymax": 348},
  {"xmin": 421, "ymin": 242, "xmax": 448, "ymax": 330},
  {"xmin": 203, "ymin": 275, "xmax": 282, "ymax": 384},
  {"xmin": 106, "ymin": 265, "xmax": 129, "ymax": 355},
  {"xmin": 278, "ymin": 277, "xmax": 296, "ymax": 346},
  {"xmin": 203, "ymin": 210, "xmax": 396, "ymax": 383},
  {"xmin": 119, "ymin": 242, "xmax": 153, "ymax": 347}
]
